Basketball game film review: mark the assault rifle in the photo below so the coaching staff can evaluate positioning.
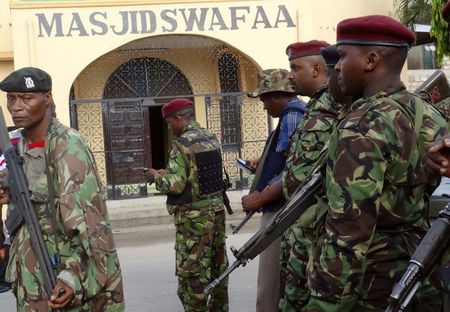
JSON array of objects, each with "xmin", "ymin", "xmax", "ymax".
[
  {"xmin": 0, "ymin": 107, "xmax": 57, "ymax": 298},
  {"xmin": 205, "ymin": 162, "xmax": 324, "ymax": 294},
  {"xmin": 229, "ymin": 72, "xmax": 450, "ymax": 235},
  {"xmin": 385, "ymin": 203, "xmax": 450, "ymax": 312}
]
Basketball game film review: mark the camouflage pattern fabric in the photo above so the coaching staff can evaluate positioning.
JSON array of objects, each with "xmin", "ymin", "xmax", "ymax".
[
  {"xmin": 6, "ymin": 118, "xmax": 124, "ymax": 311},
  {"xmin": 279, "ymin": 87, "xmax": 342, "ymax": 311},
  {"xmin": 154, "ymin": 121, "xmax": 228, "ymax": 311},
  {"xmin": 175, "ymin": 209, "xmax": 228, "ymax": 312},
  {"xmin": 155, "ymin": 121, "xmax": 224, "ymax": 215},
  {"xmin": 304, "ymin": 84, "xmax": 447, "ymax": 312},
  {"xmin": 248, "ymin": 68, "xmax": 296, "ymax": 98},
  {"xmin": 435, "ymin": 97, "xmax": 450, "ymax": 129}
]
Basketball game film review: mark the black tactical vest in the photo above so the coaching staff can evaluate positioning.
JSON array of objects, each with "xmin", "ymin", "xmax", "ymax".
[{"xmin": 166, "ymin": 127, "xmax": 223, "ymax": 205}]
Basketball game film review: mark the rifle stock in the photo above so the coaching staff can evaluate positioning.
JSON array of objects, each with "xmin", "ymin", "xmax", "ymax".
[
  {"xmin": 385, "ymin": 203, "xmax": 450, "ymax": 312},
  {"xmin": 206, "ymin": 168, "xmax": 323, "ymax": 294},
  {"xmin": 0, "ymin": 107, "xmax": 57, "ymax": 298}
]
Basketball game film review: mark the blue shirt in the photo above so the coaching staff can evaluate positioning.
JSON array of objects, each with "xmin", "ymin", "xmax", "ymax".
[
  {"xmin": 275, "ymin": 96, "xmax": 307, "ymax": 153},
  {"xmin": 256, "ymin": 96, "xmax": 306, "ymax": 212}
]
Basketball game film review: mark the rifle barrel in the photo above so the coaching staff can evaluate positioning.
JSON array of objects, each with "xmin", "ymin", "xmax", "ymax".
[
  {"xmin": 385, "ymin": 205, "xmax": 450, "ymax": 312},
  {"xmin": 230, "ymin": 211, "xmax": 254, "ymax": 234},
  {"xmin": 204, "ymin": 258, "xmax": 243, "ymax": 294}
]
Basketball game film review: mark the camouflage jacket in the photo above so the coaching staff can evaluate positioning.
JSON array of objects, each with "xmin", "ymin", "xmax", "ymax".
[
  {"xmin": 434, "ymin": 97, "xmax": 450, "ymax": 128},
  {"xmin": 6, "ymin": 119, "xmax": 124, "ymax": 311},
  {"xmin": 306, "ymin": 84, "xmax": 447, "ymax": 311},
  {"xmin": 155, "ymin": 121, "xmax": 224, "ymax": 215},
  {"xmin": 282, "ymin": 87, "xmax": 342, "ymax": 198}
]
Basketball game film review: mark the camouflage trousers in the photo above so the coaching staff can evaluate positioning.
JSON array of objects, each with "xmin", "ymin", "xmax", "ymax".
[
  {"xmin": 174, "ymin": 208, "xmax": 229, "ymax": 312},
  {"xmin": 279, "ymin": 222, "xmax": 310, "ymax": 312},
  {"xmin": 8, "ymin": 232, "xmax": 125, "ymax": 312}
]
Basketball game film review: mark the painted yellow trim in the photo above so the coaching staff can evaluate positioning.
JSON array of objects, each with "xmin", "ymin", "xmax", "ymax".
[
  {"xmin": 10, "ymin": 0, "xmax": 259, "ymax": 9},
  {"xmin": 0, "ymin": 52, "xmax": 14, "ymax": 61}
]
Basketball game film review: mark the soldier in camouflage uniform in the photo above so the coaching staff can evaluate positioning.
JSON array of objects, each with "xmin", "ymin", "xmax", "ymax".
[
  {"xmin": 426, "ymin": 0, "xmax": 450, "ymax": 178},
  {"xmin": 0, "ymin": 67, "xmax": 124, "ymax": 311},
  {"xmin": 303, "ymin": 15, "xmax": 447, "ymax": 311},
  {"xmin": 146, "ymin": 98, "xmax": 228, "ymax": 312},
  {"xmin": 243, "ymin": 68, "xmax": 305, "ymax": 312},
  {"xmin": 280, "ymin": 44, "xmax": 352, "ymax": 312},
  {"xmin": 241, "ymin": 41, "xmax": 344, "ymax": 311}
]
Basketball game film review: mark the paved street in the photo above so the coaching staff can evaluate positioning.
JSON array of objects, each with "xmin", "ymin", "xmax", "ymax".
[{"xmin": 0, "ymin": 219, "xmax": 260, "ymax": 312}]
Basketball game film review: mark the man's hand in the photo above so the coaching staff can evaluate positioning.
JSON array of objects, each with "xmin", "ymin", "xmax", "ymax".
[
  {"xmin": 0, "ymin": 244, "xmax": 10, "ymax": 262},
  {"xmin": 425, "ymin": 135, "xmax": 450, "ymax": 177},
  {"xmin": 0, "ymin": 188, "xmax": 9, "ymax": 205},
  {"xmin": 145, "ymin": 168, "xmax": 165, "ymax": 183},
  {"xmin": 248, "ymin": 158, "xmax": 260, "ymax": 170},
  {"xmin": 48, "ymin": 280, "xmax": 74, "ymax": 309},
  {"xmin": 0, "ymin": 172, "xmax": 8, "ymax": 205},
  {"xmin": 242, "ymin": 191, "xmax": 261, "ymax": 212}
]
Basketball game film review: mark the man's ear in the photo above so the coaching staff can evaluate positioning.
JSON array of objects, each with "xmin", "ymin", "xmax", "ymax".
[
  {"xmin": 45, "ymin": 91, "xmax": 52, "ymax": 106},
  {"xmin": 365, "ymin": 50, "xmax": 380, "ymax": 72},
  {"xmin": 312, "ymin": 64, "xmax": 320, "ymax": 78}
]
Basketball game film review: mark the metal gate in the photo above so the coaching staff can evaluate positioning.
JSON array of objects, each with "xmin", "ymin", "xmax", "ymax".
[
  {"xmin": 69, "ymin": 34, "xmax": 269, "ymax": 199},
  {"xmin": 70, "ymin": 93, "xmax": 269, "ymax": 199}
]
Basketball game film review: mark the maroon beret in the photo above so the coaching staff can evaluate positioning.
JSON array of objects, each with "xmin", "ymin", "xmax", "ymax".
[
  {"xmin": 286, "ymin": 40, "xmax": 330, "ymax": 61},
  {"xmin": 443, "ymin": 1, "xmax": 450, "ymax": 22},
  {"xmin": 162, "ymin": 98, "xmax": 193, "ymax": 118},
  {"xmin": 336, "ymin": 15, "xmax": 415, "ymax": 48}
]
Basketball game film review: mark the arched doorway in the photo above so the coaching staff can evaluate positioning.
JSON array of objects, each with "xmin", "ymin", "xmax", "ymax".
[
  {"xmin": 102, "ymin": 57, "xmax": 193, "ymax": 192},
  {"xmin": 70, "ymin": 34, "xmax": 268, "ymax": 199}
]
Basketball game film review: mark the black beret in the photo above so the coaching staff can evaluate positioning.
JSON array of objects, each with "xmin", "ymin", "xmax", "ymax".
[
  {"xmin": 320, "ymin": 45, "xmax": 340, "ymax": 68},
  {"xmin": 0, "ymin": 67, "xmax": 52, "ymax": 92}
]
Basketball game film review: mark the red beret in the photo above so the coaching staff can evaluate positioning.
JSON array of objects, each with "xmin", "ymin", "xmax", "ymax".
[
  {"xmin": 336, "ymin": 15, "xmax": 415, "ymax": 48},
  {"xmin": 286, "ymin": 40, "xmax": 330, "ymax": 61},
  {"xmin": 443, "ymin": 1, "xmax": 450, "ymax": 22},
  {"xmin": 162, "ymin": 98, "xmax": 193, "ymax": 118}
]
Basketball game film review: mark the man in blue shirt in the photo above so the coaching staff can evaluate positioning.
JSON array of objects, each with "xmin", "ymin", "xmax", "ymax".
[{"xmin": 243, "ymin": 68, "xmax": 306, "ymax": 312}]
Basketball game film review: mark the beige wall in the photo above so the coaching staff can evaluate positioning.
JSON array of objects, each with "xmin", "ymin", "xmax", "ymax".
[
  {"xmin": 3, "ymin": 0, "xmax": 394, "ymax": 127},
  {"xmin": 0, "ymin": 62, "xmax": 14, "ymax": 126},
  {"xmin": 0, "ymin": 1, "xmax": 14, "ymax": 125},
  {"xmin": 0, "ymin": 1, "xmax": 13, "ymax": 54}
]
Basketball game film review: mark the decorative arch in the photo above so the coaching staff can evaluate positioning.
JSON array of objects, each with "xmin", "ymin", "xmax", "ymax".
[
  {"xmin": 103, "ymin": 57, "xmax": 193, "ymax": 99},
  {"xmin": 70, "ymin": 34, "xmax": 265, "ymax": 198}
]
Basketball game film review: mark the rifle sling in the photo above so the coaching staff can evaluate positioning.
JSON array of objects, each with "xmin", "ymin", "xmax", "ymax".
[
  {"xmin": 44, "ymin": 151, "xmax": 62, "ymax": 272},
  {"xmin": 45, "ymin": 122, "xmax": 63, "ymax": 272}
]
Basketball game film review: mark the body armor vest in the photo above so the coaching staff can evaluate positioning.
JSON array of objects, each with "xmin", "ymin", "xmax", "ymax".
[{"xmin": 166, "ymin": 127, "xmax": 223, "ymax": 206}]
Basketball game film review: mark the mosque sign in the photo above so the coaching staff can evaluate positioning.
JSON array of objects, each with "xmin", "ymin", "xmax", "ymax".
[{"xmin": 35, "ymin": 4, "xmax": 296, "ymax": 38}]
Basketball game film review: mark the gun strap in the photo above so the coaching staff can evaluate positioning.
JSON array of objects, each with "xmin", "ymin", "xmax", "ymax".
[
  {"xmin": 45, "ymin": 136, "xmax": 62, "ymax": 273},
  {"xmin": 382, "ymin": 97, "xmax": 424, "ymax": 156}
]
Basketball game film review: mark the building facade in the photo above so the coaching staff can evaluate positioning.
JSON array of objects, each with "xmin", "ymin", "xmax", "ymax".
[{"xmin": 0, "ymin": 0, "xmax": 394, "ymax": 198}]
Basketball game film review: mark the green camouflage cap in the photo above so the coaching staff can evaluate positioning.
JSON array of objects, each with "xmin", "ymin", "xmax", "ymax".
[
  {"xmin": 248, "ymin": 68, "xmax": 295, "ymax": 98},
  {"xmin": 0, "ymin": 67, "xmax": 52, "ymax": 92}
]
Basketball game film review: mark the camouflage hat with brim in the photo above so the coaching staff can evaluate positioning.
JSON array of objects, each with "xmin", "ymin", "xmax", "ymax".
[
  {"xmin": 0, "ymin": 67, "xmax": 52, "ymax": 93},
  {"xmin": 248, "ymin": 69, "xmax": 295, "ymax": 98}
]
